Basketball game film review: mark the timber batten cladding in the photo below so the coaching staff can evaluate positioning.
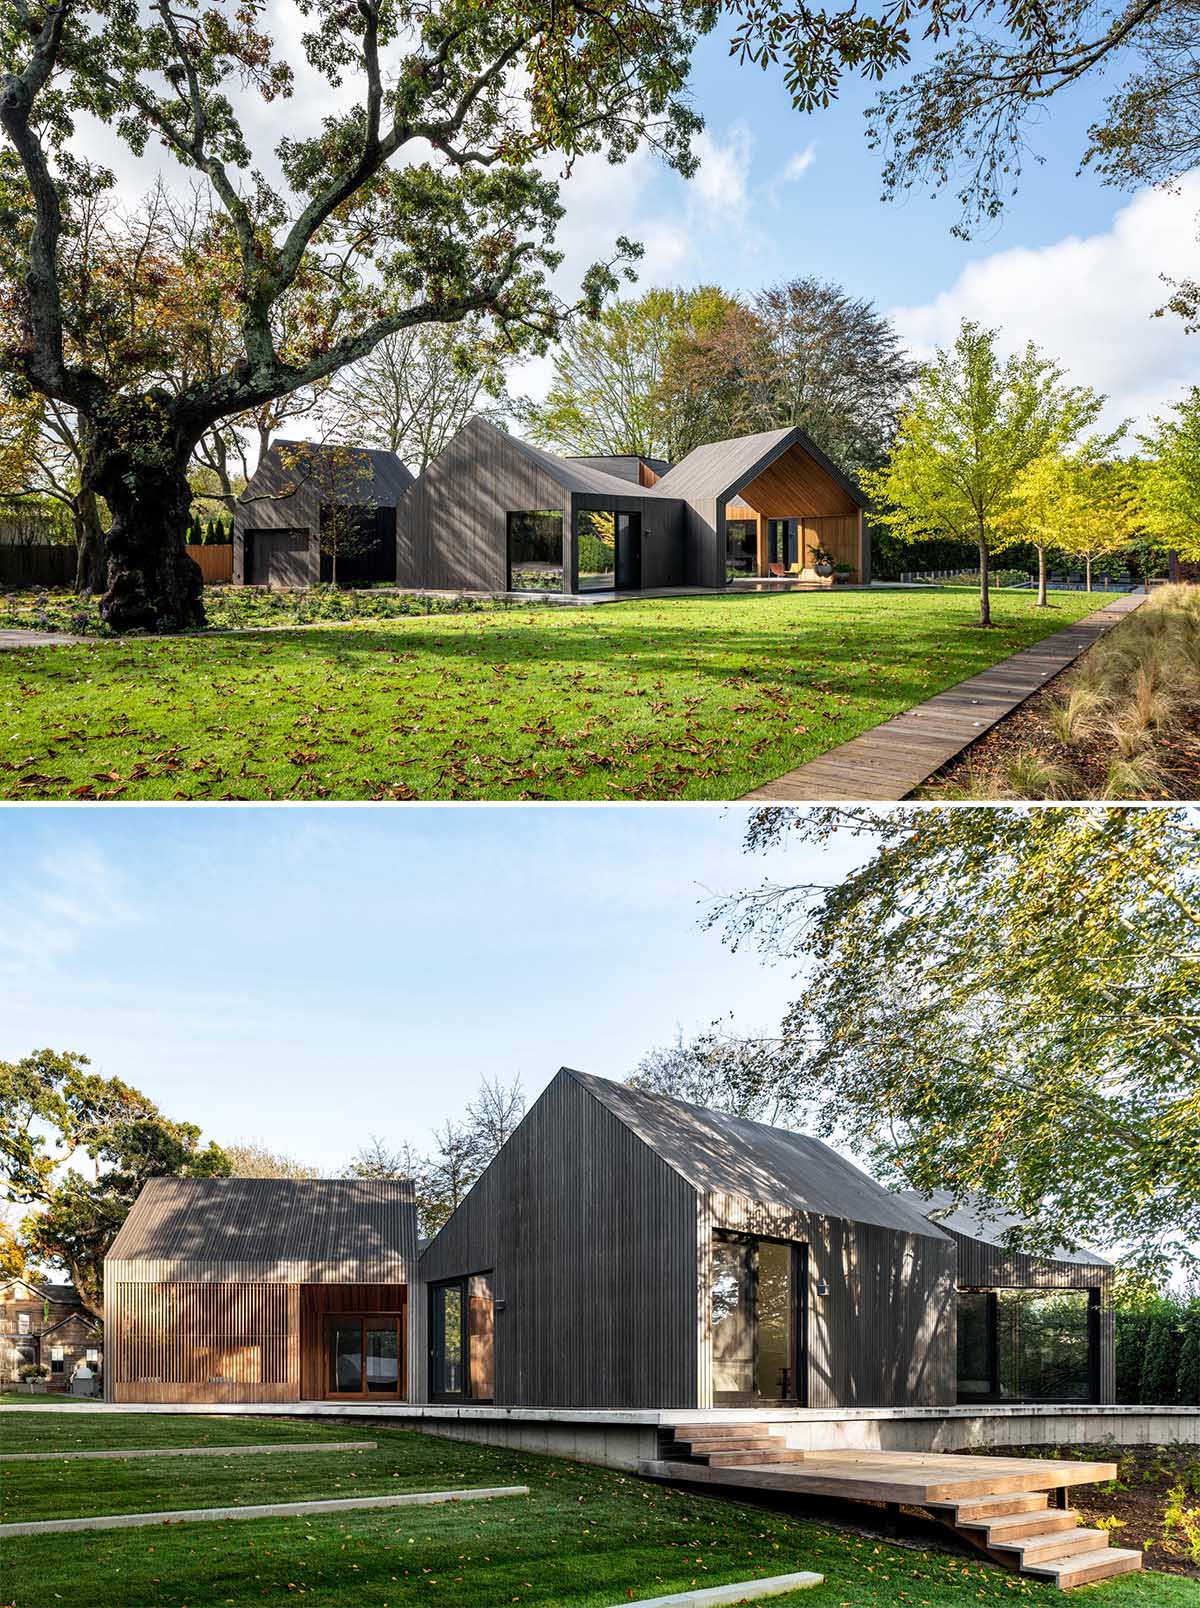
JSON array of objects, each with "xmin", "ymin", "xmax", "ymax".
[
  {"xmin": 105, "ymin": 1179, "xmax": 418, "ymax": 1404},
  {"xmin": 419, "ymin": 1069, "xmax": 957, "ymax": 1411}
]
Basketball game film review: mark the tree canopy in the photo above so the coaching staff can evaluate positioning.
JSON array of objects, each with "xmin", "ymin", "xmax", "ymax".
[
  {"xmin": 681, "ymin": 805, "xmax": 1199, "ymax": 1278},
  {"xmin": 0, "ymin": 1048, "xmax": 230, "ymax": 1314},
  {"xmin": 727, "ymin": 0, "xmax": 1200, "ymax": 243},
  {"xmin": 1139, "ymin": 389, "xmax": 1200, "ymax": 561}
]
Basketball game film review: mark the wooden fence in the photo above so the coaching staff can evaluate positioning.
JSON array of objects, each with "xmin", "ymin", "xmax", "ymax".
[
  {"xmin": 0, "ymin": 545, "xmax": 77, "ymax": 588},
  {"xmin": 186, "ymin": 544, "xmax": 234, "ymax": 584}
]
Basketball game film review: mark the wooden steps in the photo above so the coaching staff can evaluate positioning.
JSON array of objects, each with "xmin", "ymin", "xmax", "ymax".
[{"xmin": 653, "ymin": 1423, "xmax": 1140, "ymax": 1592}]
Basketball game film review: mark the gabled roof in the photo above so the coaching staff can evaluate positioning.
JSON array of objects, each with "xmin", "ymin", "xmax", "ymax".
[
  {"xmin": 899, "ymin": 1189, "xmax": 1111, "ymax": 1268},
  {"xmin": 246, "ymin": 441, "xmax": 415, "ymax": 506},
  {"xmin": 0, "ymin": 1277, "xmax": 77, "ymax": 1306},
  {"xmin": 564, "ymin": 1070, "xmax": 950, "ymax": 1239},
  {"xmin": 653, "ymin": 425, "xmax": 867, "ymax": 509},
  {"xmin": 464, "ymin": 418, "xmax": 678, "ymax": 499},
  {"xmin": 107, "ymin": 1177, "xmax": 416, "ymax": 1269},
  {"xmin": 41, "ymin": 1308, "xmax": 101, "ymax": 1337}
]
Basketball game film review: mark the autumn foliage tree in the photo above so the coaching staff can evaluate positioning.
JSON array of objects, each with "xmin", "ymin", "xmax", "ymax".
[{"xmin": 1, "ymin": 0, "xmax": 707, "ymax": 632}]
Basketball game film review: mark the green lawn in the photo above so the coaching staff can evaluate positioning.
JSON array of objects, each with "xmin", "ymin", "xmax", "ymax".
[
  {"xmin": 1, "ymin": 1412, "xmax": 1194, "ymax": 1608},
  {"xmin": 0, "ymin": 588, "xmax": 1119, "ymax": 800}
]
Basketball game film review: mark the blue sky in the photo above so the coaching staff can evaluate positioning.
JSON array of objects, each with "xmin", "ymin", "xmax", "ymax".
[
  {"xmin": 517, "ymin": 29, "xmax": 1200, "ymax": 435},
  {"xmin": 0, "ymin": 806, "xmax": 866, "ymax": 1171},
  {"xmin": 84, "ymin": 4, "xmax": 1199, "ymax": 441}
]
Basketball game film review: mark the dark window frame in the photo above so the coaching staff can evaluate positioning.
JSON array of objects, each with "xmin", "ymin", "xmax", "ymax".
[
  {"xmin": 428, "ymin": 1272, "xmax": 494, "ymax": 1404},
  {"xmin": 955, "ymin": 1285, "xmax": 1101, "ymax": 1405},
  {"xmin": 711, "ymin": 1229, "xmax": 808, "ymax": 1406}
]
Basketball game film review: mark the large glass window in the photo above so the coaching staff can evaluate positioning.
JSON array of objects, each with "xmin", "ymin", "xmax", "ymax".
[
  {"xmin": 577, "ymin": 510, "xmax": 616, "ymax": 590},
  {"xmin": 712, "ymin": 1237, "xmax": 754, "ymax": 1396},
  {"xmin": 957, "ymin": 1289, "xmax": 1095, "ymax": 1403},
  {"xmin": 711, "ymin": 1233, "xmax": 804, "ymax": 1403},
  {"xmin": 430, "ymin": 1283, "xmax": 464, "ymax": 1396},
  {"xmin": 507, "ymin": 511, "xmax": 564, "ymax": 592},
  {"xmin": 726, "ymin": 520, "xmax": 757, "ymax": 576},
  {"xmin": 326, "ymin": 1313, "xmax": 404, "ymax": 1398},
  {"xmin": 430, "ymin": 1274, "xmax": 494, "ymax": 1400}
]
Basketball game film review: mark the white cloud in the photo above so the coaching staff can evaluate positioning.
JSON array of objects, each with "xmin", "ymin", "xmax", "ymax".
[
  {"xmin": 782, "ymin": 145, "xmax": 817, "ymax": 181},
  {"xmin": 890, "ymin": 175, "xmax": 1200, "ymax": 434},
  {"xmin": 0, "ymin": 844, "xmax": 139, "ymax": 981},
  {"xmin": 690, "ymin": 122, "xmax": 755, "ymax": 227}
]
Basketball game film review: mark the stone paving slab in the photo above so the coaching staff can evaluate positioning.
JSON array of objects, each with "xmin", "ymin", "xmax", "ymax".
[
  {"xmin": 605, "ymin": 1573, "xmax": 823, "ymax": 1606},
  {"xmin": 0, "ymin": 1439, "xmax": 376, "ymax": 1463},
  {"xmin": 743, "ymin": 592, "xmax": 1146, "ymax": 801},
  {"xmin": 0, "ymin": 629, "xmax": 89, "ymax": 649},
  {"xmin": 1, "ymin": 1483, "xmax": 530, "ymax": 1537}
]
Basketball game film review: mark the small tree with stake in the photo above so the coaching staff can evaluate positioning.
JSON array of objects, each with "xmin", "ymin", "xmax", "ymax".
[
  {"xmin": 0, "ymin": 0, "xmax": 705, "ymax": 632},
  {"xmin": 861, "ymin": 321, "xmax": 1106, "ymax": 627}
]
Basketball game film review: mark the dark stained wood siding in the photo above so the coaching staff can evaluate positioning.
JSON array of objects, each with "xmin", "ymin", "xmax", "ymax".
[
  {"xmin": 397, "ymin": 417, "xmax": 569, "ymax": 591},
  {"xmin": 396, "ymin": 419, "xmax": 686, "ymax": 593},
  {"xmin": 418, "ymin": 1069, "xmax": 699, "ymax": 1408},
  {"xmin": 703, "ymin": 1194, "xmax": 957, "ymax": 1410},
  {"xmin": 949, "ymin": 1229, "xmax": 1114, "ymax": 1295}
]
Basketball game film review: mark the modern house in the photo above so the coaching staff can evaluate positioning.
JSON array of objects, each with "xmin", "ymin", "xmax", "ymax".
[
  {"xmin": 103, "ymin": 1178, "xmax": 418, "ymax": 1403},
  {"xmin": 394, "ymin": 418, "xmax": 869, "ymax": 594},
  {"xmin": 231, "ymin": 420, "xmax": 869, "ymax": 594},
  {"xmin": 233, "ymin": 441, "xmax": 415, "ymax": 588},
  {"xmin": 0, "ymin": 1276, "xmax": 102, "ymax": 1389},
  {"xmin": 104, "ymin": 1071, "xmax": 1113, "ymax": 1412}
]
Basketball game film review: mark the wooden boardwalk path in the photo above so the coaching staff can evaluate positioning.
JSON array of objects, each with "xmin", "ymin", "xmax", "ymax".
[{"xmin": 743, "ymin": 591, "xmax": 1145, "ymax": 802}]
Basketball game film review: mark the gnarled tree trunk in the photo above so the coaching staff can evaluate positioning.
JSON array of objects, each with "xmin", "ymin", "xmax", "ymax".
[{"xmin": 90, "ymin": 407, "xmax": 205, "ymax": 633}]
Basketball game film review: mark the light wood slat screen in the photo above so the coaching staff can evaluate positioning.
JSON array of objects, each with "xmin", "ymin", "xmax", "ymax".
[{"xmin": 113, "ymin": 1282, "xmax": 299, "ymax": 1402}]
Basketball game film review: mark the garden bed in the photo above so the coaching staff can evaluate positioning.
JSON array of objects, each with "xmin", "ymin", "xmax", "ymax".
[
  {"xmin": 920, "ymin": 585, "xmax": 1200, "ymax": 799},
  {"xmin": 973, "ymin": 1442, "xmax": 1200, "ymax": 1579}
]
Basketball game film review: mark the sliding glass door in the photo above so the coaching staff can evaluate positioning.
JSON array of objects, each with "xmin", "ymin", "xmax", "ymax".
[
  {"xmin": 711, "ymin": 1232, "xmax": 807, "ymax": 1404},
  {"xmin": 325, "ymin": 1313, "xmax": 404, "ymax": 1398}
]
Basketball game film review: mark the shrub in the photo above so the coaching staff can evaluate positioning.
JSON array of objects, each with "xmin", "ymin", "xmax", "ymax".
[
  {"xmin": 1178, "ymin": 1311, "xmax": 1200, "ymax": 1406},
  {"xmin": 1141, "ymin": 1311, "xmax": 1182, "ymax": 1404}
]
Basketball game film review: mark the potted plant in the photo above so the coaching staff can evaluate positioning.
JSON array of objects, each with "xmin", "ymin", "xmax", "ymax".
[
  {"xmin": 808, "ymin": 544, "xmax": 836, "ymax": 578},
  {"xmin": 834, "ymin": 563, "xmax": 854, "ymax": 583},
  {"xmin": 17, "ymin": 1362, "xmax": 49, "ymax": 1394}
]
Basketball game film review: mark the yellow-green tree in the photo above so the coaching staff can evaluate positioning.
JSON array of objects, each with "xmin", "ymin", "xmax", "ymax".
[
  {"xmin": 999, "ymin": 447, "xmax": 1131, "ymax": 604},
  {"xmin": 861, "ymin": 322, "xmax": 1105, "ymax": 626},
  {"xmin": 1139, "ymin": 390, "xmax": 1200, "ymax": 562}
]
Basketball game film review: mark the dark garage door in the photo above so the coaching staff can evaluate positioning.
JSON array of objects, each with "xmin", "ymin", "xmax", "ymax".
[{"xmin": 245, "ymin": 529, "xmax": 313, "ymax": 588}]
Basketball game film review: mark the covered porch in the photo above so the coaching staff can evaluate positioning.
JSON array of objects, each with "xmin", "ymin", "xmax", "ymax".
[{"xmin": 722, "ymin": 439, "xmax": 866, "ymax": 583}]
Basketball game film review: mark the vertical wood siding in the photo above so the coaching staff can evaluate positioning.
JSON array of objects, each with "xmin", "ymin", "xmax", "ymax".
[
  {"xmin": 418, "ymin": 1070, "xmax": 699, "ymax": 1407},
  {"xmin": 109, "ymin": 1281, "xmax": 300, "ymax": 1404},
  {"xmin": 702, "ymin": 1194, "xmax": 958, "ymax": 1410},
  {"xmin": 396, "ymin": 418, "xmax": 569, "ymax": 591},
  {"xmin": 396, "ymin": 420, "xmax": 687, "ymax": 593}
]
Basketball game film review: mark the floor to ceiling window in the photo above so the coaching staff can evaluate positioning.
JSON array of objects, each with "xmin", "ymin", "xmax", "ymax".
[
  {"xmin": 725, "ymin": 520, "xmax": 757, "ymax": 576},
  {"xmin": 711, "ymin": 1232, "xmax": 806, "ymax": 1403},
  {"xmin": 429, "ymin": 1273, "xmax": 495, "ymax": 1401},
  {"xmin": 957, "ymin": 1288, "xmax": 1098, "ymax": 1402},
  {"xmin": 506, "ymin": 511, "xmax": 564, "ymax": 592}
]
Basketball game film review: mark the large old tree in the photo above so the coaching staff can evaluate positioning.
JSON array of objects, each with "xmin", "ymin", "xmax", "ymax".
[
  {"xmin": 0, "ymin": 1048, "xmax": 230, "ymax": 1314},
  {"xmin": 1, "ymin": 0, "xmax": 706, "ymax": 631}
]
